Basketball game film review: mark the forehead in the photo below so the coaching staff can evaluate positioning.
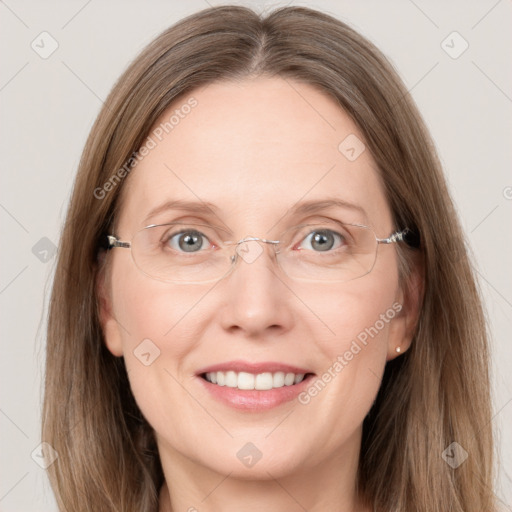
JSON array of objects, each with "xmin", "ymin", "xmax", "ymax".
[{"xmin": 118, "ymin": 77, "xmax": 393, "ymax": 234}]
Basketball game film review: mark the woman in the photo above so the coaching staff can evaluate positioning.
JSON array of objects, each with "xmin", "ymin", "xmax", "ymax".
[{"xmin": 42, "ymin": 5, "xmax": 497, "ymax": 511}]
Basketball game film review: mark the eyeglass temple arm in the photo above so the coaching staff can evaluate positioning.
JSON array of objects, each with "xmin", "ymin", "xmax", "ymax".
[
  {"xmin": 106, "ymin": 235, "xmax": 131, "ymax": 250},
  {"xmin": 376, "ymin": 228, "xmax": 411, "ymax": 245}
]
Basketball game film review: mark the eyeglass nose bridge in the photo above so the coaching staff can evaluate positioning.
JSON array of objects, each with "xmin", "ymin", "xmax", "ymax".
[
  {"xmin": 225, "ymin": 236, "xmax": 281, "ymax": 268},
  {"xmin": 235, "ymin": 236, "xmax": 280, "ymax": 245}
]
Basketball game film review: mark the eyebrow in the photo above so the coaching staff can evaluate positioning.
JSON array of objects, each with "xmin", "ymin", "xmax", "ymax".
[
  {"xmin": 288, "ymin": 198, "xmax": 367, "ymax": 219},
  {"xmin": 144, "ymin": 200, "xmax": 221, "ymax": 224},
  {"xmin": 143, "ymin": 198, "xmax": 368, "ymax": 225}
]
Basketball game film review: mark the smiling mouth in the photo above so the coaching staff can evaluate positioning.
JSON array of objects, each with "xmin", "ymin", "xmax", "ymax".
[{"xmin": 200, "ymin": 371, "xmax": 315, "ymax": 391}]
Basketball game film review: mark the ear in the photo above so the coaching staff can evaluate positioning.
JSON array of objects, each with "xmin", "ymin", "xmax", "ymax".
[
  {"xmin": 386, "ymin": 255, "xmax": 424, "ymax": 361},
  {"xmin": 96, "ymin": 252, "xmax": 124, "ymax": 357}
]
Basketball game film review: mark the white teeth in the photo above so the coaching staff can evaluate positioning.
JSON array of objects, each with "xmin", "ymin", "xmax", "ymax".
[
  {"xmin": 255, "ymin": 372, "xmax": 273, "ymax": 390},
  {"xmin": 204, "ymin": 371, "xmax": 308, "ymax": 390},
  {"xmin": 225, "ymin": 371, "xmax": 237, "ymax": 387},
  {"xmin": 273, "ymin": 371, "xmax": 285, "ymax": 387},
  {"xmin": 238, "ymin": 372, "xmax": 255, "ymax": 390},
  {"xmin": 294, "ymin": 373, "xmax": 305, "ymax": 384},
  {"xmin": 284, "ymin": 373, "xmax": 295, "ymax": 386}
]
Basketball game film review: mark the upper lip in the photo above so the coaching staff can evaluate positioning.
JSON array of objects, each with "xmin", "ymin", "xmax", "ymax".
[{"xmin": 196, "ymin": 360, "xmax": 314, "ymax": 375}]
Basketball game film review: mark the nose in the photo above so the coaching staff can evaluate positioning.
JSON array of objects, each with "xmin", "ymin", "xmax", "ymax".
[{"xmin": 217, "ymin": 239, "xmax": 295, "ymax": 337}]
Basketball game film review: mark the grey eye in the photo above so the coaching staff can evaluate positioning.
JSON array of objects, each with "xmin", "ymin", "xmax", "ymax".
[
  {"xmin": 299, "ymin": 229, "xmax": 344, "ymax": 252},
  {"xmin": 166, "ymin": 230, "xmax": 210, "ymax": 253}
]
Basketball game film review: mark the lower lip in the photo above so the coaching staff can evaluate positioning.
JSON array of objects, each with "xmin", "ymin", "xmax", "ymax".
[{"xmin": 197, "ymin": 374, "xmax": 315, "ymax": 411}]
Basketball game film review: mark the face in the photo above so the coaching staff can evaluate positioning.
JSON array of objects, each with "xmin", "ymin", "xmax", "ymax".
[{"xmin": 100, "ymin": 77, "xmax": 416, "ymax": 482}]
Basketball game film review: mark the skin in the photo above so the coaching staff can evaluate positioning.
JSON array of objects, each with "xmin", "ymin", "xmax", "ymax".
[{"xmin": 99, "ymin": 77, "xmax": 420, "ymax": 512}]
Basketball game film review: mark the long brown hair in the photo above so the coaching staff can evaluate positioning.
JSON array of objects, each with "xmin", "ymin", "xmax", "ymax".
[{"xmin": 42, "ymin": 5, "xmax": 497, "ymax": 511}]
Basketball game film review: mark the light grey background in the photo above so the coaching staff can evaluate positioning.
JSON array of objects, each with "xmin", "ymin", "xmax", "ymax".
[{"xmin": 0, "ymin": 1, "xmax": 511, "ymax": 510}]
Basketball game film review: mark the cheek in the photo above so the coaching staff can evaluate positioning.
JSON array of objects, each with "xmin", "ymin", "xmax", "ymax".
[
  {"xmin": 336, "ymin": 293, "xmax": 396, "ymax": 353},
  {"xmin": 314, "ymin": 286, "xmax": 397, "ymax": 401},
  {"xmin": 109, "ymin": 260, "xmax": 205, "ymax": 396},
  {"xmin": 111, "ymin": 256, "xmax": 205, "ymax": 352},
  {"xmin": 296, "ymin": 262, "xmax": 400, "ymax": 428},
  {"xmin": 310, "ymin": 261, "xmax": 400, "ymax": 357}
]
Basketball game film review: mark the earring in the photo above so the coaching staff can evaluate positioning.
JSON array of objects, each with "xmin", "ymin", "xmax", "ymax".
[{"xmin": 395, "ymin": 346, "xmax": 401, "ymax": 353}]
